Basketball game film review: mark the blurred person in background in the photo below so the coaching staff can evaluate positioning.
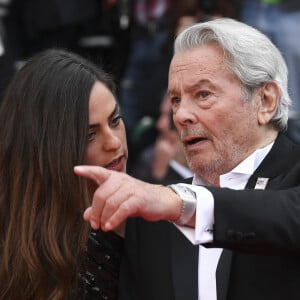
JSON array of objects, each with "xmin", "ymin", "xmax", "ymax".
[
  {"xmin": 131, "ymin": 93, "xmax": 193, "ymax": 184},
  {"xmin": 119, "ymin": 0, "xmax": 176, "ymax": 168},
  {"xmin": 3, "ymin": 0, "xmax": 131, "ymax": 84},
  {"xmin": 4, "ymin": 0, "xmax": 100, "ymax": 59}
]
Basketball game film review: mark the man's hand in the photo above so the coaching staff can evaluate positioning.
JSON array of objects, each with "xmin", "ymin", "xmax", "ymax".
[{"xmin": 74, "ymin": 166, "xmax": 182, "ymax": 231}]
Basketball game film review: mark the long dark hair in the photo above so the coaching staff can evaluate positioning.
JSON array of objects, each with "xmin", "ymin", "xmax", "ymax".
[{"xmin": 0, "ymin": 48, "xmax": 115, "ymax": 299}]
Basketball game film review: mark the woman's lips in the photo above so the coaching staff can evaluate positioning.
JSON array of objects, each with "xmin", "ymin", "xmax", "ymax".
[{"xmin": 105, "ymin": 155, "xmax": 125, "ymax": 172}]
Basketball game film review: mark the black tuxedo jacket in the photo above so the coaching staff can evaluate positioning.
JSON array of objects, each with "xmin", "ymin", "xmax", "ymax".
[{"xmin": 119, "ymin": 133, "xmax": 300, "ymax": 300}]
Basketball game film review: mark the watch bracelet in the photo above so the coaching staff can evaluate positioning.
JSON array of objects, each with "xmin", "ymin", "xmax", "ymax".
[{"xmin": 168, "ymin": 184, "xmax": 196, "ymax": 225}]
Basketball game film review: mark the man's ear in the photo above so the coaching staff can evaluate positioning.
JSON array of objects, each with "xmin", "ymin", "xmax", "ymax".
[{"xmin": 257, "ymin": 82, "xmax": 280, "ymax": 126}]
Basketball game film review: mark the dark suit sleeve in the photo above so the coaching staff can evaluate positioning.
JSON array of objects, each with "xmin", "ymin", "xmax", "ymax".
[{"xmin": 206, "ymin": 185, "xmax": 300, "ymax": 254}]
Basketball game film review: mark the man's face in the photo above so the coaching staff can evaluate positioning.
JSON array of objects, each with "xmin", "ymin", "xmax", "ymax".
[{"xmin": 168, "ymin": 43, "xmax": 262, "ymax": 186}]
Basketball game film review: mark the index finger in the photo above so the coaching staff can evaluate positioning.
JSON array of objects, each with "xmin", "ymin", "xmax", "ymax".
[{"xmin": 74, "ymin": 165, "xmax": 111, "ymax": 185}]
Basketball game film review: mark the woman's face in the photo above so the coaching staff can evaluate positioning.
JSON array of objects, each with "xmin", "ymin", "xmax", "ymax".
[{"xmin": 86, "ymin": 81, "xmax": 128, "ymax": 173}]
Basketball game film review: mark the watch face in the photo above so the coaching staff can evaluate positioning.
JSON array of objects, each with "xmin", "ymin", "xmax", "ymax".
[{"xmin": 176, "ymin": 184, "xmax": 196, "ymax": 198}]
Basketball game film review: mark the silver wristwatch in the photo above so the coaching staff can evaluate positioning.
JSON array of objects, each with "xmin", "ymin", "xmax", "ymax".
[{"xmin": 168, "ymin": 183, "xmax": 197, "ymax": 225}]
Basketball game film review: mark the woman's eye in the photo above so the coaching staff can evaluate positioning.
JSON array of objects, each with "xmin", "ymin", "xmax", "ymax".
[
  {"xmin": 111, "ymin": 115, "xmax": 122, "ymax": 127},
  {"xmin": 88, "ymin": 131, "xmax": 96, "ymax": 142}
]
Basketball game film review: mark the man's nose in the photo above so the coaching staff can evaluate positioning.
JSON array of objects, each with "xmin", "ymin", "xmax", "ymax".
[{"xmin": 173, "ymin": 99, "xmax": 198, "ymax": 126}]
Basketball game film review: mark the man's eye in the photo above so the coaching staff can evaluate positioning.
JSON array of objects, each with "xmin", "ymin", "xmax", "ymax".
[
  {"xmin": 171, "ymin": 97, "xmax": 181, "ymax": 105},
  {"xmin": 199, "ymin": 91, "xmax": 210, "ymax": 98},
  {"xmin": 111, "ymin": 115, "xmax": 122, "ymax": 127},
  {"xmin": 88, "ymin": 131, "xmax": 96, "ymax": 141}
]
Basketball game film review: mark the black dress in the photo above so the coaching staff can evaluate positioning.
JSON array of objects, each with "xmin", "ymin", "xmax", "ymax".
[{"xmin": 79, "ymin": 230, "xmax": 124, "ymax": 300}]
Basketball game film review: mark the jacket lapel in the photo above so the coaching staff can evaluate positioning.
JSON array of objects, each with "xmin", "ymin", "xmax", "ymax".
[{"xmin": 248, "ymin": 133, "xmax": 295, "ymax": 188}]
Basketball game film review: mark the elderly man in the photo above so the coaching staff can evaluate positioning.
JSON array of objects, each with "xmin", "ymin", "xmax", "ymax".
[{"xmin": 75, "ymin": 18, "xmax": 300, "ymax": 300}]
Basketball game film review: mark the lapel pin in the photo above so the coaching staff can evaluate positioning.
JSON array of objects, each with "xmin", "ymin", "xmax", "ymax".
[{"xmin": 254, "ymin": 177, "xmax": 269, "ymax": 190}]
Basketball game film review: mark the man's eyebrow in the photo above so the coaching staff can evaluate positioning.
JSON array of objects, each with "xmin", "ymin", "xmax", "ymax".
[
  {"xmin": 167, "ymin": 89, "xmax": 177, "ymax": 96},
  {"xmin": 168, "ymin": 79, "xmax": 213, "ymax": 95}
]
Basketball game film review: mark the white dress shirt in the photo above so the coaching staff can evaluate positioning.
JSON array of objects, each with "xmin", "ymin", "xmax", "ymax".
[{"xmin": 176, "ymin": 142, "xmax": 274, "ymax": 300}]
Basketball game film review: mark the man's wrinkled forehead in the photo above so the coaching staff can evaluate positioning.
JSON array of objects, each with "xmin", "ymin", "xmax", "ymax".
[{"xmin": 168, "ymin": 45, "xmax": 226, "ymax": 89}]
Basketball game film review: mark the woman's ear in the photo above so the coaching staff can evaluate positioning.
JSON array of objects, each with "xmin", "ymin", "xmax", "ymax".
[{"xmin": 257, "ymin": 82, "xmax": 280, "ymax": 126}]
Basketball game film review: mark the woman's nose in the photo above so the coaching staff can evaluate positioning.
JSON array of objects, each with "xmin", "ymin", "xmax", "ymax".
[{"xmin": 103, "ymin": 130, "xmax": 121, "ymax": 151}]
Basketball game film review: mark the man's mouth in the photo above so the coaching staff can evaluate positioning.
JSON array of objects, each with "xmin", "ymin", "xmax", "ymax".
[{"xmin": 183, "ymin": 137, "xmax": 206, "ymax": 146}]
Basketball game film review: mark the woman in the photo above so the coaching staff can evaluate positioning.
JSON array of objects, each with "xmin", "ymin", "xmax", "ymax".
[{"xmin": 0, "ymin": 48, "xmax": 128, "ymax": 299}]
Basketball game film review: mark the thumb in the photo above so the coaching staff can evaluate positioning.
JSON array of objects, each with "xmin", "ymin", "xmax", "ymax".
[{"xmin": 74, "ymin": 165, "xmax": 111, "ymax": 185}]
